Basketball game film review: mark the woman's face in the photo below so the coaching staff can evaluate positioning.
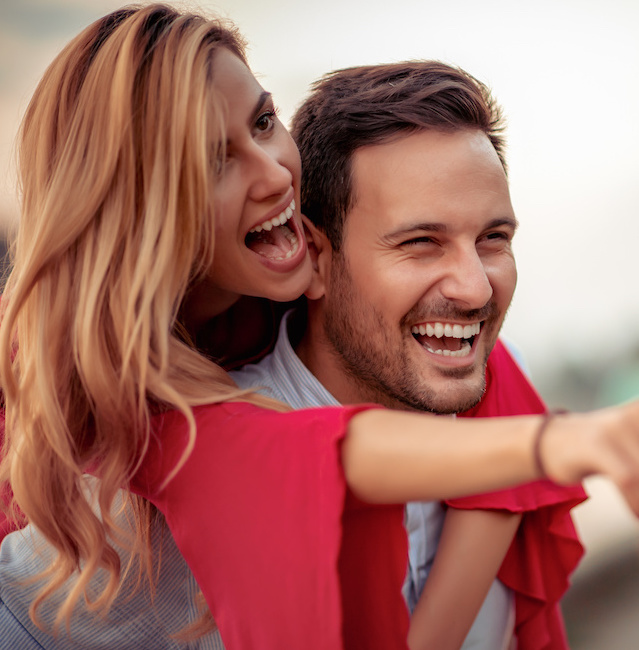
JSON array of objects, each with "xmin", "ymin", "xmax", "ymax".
[{"xmin": 187, "ymin": 48, "xmax": 312, "ymax": 326}]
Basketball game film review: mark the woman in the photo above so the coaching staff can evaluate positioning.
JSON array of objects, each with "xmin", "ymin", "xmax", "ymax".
[{"xmin": 1, "ymin": 4, "xmax": 639, "ymax": 649}]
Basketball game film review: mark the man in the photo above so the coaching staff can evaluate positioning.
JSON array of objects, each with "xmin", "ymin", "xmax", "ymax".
[
  {"xmin": 230, "ymin": 61, "xmax": 583, "ymax": 648},
  {"xmin": 291, "ymin": 62, "xmax": 513, "ymax": 417}
]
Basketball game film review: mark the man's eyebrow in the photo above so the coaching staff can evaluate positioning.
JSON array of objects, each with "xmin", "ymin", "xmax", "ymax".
[
  {"xmin": 385, "ymin": 222, "xmax": 447, "ymax": 239},
  {"xmin": 486, "ymin": 217, "xmax": 519, "ymax": 232},
  {"xmin": 384, "ymin": 217, "xmax": 519, "ymax": 240}
]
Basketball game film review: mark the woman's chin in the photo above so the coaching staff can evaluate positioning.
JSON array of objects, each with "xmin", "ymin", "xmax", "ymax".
[{"xmin": 257, "ymin": 254, "xmax": 313, "ymax": 303}]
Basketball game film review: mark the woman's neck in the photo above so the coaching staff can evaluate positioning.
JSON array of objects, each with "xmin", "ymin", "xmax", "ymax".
[{"xmin": 181, "ymin": 278, "xmax": 241, "ymax": 339}]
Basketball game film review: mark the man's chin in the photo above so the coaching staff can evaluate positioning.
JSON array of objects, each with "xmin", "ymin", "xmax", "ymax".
[
  {"xmin": 419, "ymin": 376, "xmax": 486, "ymax": 415},
  {"xmin": 431, "ymin": 394, "xmax": 483, "ymax": 415}
]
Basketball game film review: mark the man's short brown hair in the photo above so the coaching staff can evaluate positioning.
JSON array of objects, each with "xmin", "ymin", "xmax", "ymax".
[{"xmin": 291, "ymin": 61, "xmax": 506, "ymax": 251}]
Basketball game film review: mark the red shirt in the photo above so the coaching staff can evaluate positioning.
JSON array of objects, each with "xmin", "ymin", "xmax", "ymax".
[{"xmin": 133, "ymin": 403, "xmax": 410, "ymax": 649}]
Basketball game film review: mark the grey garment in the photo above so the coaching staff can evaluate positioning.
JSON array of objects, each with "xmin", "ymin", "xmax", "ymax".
[
  {"xmin": 231, "ymin": 309, "xmax": 515, "ymax": 650},
  {"xmin": 0, "ymin": 486, "xmax": 224, "ymax": 649}
]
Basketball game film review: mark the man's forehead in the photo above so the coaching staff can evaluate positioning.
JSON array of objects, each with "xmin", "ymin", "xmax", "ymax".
[
  {"xmin": 342, "ymin": 129, "xmax": 513, "ymax": 241},
  {"xmin": 350, "ymin": 127, "xmax": 500, "ymax": 172}
]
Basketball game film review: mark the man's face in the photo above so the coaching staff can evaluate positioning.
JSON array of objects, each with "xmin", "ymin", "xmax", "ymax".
[{"xmin": 316, "ymin": 129, "xmax": 517, "ymax": 413}]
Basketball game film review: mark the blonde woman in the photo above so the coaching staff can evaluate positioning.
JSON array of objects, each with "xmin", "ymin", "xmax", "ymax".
[{"xmin": 1, "ymin": 4, "xmax": 639, "ymax": 649}]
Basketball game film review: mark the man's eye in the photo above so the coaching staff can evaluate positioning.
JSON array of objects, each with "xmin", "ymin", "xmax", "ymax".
[
  {"xmin": 484, "ymin": 231, "xmax": 511, "ymax": 244},
  {"xmin": 402, "ymin": 237, "xmax": 434, "ymax": 246},
  {"xmin": 255, "ymin": 110, "xmax": 278, "ymax": 132}
]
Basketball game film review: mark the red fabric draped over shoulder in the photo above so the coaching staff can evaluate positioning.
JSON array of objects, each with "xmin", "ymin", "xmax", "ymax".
[
  {"xmin": 133, "ymin": 402, "xmax": 410, "ymax": 649},
  {"xmin": 450, "ymin": 339, "xmax": 587, "ymax": 650}
]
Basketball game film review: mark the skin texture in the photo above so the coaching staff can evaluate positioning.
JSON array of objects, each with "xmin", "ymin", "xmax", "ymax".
[
  {"xmin": 181, "ymin": 49, "xmax": 312, "ymax": 331},
  {"xmin": 299, "ymin": 129, "xmax": 518, "ymax": 414}
]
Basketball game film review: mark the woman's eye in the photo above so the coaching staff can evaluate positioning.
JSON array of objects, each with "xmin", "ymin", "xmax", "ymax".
[
  {"xmin": 256, "ymin": 112, "xmax": 274, "ymax": 132},
  {"xmin": 255, "ymin": 109, "xmax": 279, "ymax": 132}
]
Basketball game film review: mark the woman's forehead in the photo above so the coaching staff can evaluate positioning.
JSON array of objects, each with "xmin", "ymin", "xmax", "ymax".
[{"xmin": 212, "ymin": 48, "xmax": 266, "ymax": 107}]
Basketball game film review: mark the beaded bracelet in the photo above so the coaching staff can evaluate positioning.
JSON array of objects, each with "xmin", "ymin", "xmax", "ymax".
[{"xmin": 532, "ymin": 410, "xmax": 567, "ymax": 479}]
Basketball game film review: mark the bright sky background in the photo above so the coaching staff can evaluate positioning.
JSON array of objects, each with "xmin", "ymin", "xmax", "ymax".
[{"xmin": 2, "ymin": 0, "xmax": 639, "ymax": 379}]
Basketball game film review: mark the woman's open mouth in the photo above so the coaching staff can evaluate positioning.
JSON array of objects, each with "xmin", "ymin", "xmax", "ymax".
[{"xmin": 244, "ymin": 199, "xmax": 299, "ymax": 262}]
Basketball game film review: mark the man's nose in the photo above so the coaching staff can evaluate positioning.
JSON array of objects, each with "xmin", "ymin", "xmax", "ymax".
[{"xmin": 438, "ymin": 248, "xmax": 493, "ymax": 309}]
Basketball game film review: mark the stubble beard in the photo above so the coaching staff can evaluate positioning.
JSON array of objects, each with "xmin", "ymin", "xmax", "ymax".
[{"xmin": 323, "ymin": 256, "xmax": 495, "ymax": 415}]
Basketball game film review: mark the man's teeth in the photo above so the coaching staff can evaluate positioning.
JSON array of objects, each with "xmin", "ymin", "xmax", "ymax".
[
  {"xmin": 422, "ymin": 342, "xmax": 471, "ymax": 357},
  {"xmin": 409, "ymin": 321, "xmax": 480, "ymax": 358},
  {"xmin": 249, "ymin": 199, "xmax": 295, "ymax": 234},
  {"xmin": 410, "ymin": 322, "xmax": 480, "ymax": 339}
]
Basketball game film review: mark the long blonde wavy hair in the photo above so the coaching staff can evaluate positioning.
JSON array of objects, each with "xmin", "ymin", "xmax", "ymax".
[{"xmin": 0, "ymin": 3, "xmax": 278, "ymax": 631}]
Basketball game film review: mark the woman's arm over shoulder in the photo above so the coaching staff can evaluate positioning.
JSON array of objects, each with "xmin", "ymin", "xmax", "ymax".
[
  {"xmin": 343, "ymin": 403, "xmax": 639, "ymax": 510},
  {"xmin": 132, "ymin": 402, "xmax": 408, "ymax": 650},
  {"xmin": 135, "ymin": 402, "xmax": 369, "ymax": 498}
]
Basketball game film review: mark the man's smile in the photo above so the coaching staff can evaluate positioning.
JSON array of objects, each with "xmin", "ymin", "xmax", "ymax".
[{"xmin": 410, "ymin": 321, "xmax": 482, "ymax": 358}]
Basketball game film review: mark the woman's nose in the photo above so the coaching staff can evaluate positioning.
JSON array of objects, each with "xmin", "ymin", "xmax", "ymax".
[{"xmin": 248, "ymin": 144, "xmax": 293, "ymax": 202}]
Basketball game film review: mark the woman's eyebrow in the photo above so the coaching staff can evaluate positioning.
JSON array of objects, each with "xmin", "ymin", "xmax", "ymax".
[{"xmin": 249, "ymin": 91, "xmax": 272, "ymax": 124}]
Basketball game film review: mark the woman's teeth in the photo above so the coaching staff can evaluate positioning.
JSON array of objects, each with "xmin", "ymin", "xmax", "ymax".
[
  {"xmin": 244, "ymin": 199, "xmax": 300, "ymax": 261},
  {"xmin": 249, "ymin": 200, "xmax": 295, "ymax": 233},
  {"xmin": 279, "ymin": 231, "xmax": 299, "ymax": 260}
]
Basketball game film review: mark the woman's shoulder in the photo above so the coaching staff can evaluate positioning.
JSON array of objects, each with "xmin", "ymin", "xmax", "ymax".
[
  {"xmin": 138, "ymin": 402, "xmax": 378, "ymax": 498},
  {"xmin": 185, "ymin": 400, "xmax": 375, "ymax": 431}
]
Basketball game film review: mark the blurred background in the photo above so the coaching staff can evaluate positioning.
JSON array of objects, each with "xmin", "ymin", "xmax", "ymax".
[{"xmin": 1, "ymin": 0, "xmax": 638, "ymax": 646}]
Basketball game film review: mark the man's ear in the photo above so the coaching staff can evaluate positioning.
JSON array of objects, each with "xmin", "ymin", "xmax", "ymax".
[{"xmin": 302, "ymin": 216, "xmax": 332, "ymax": 300}]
